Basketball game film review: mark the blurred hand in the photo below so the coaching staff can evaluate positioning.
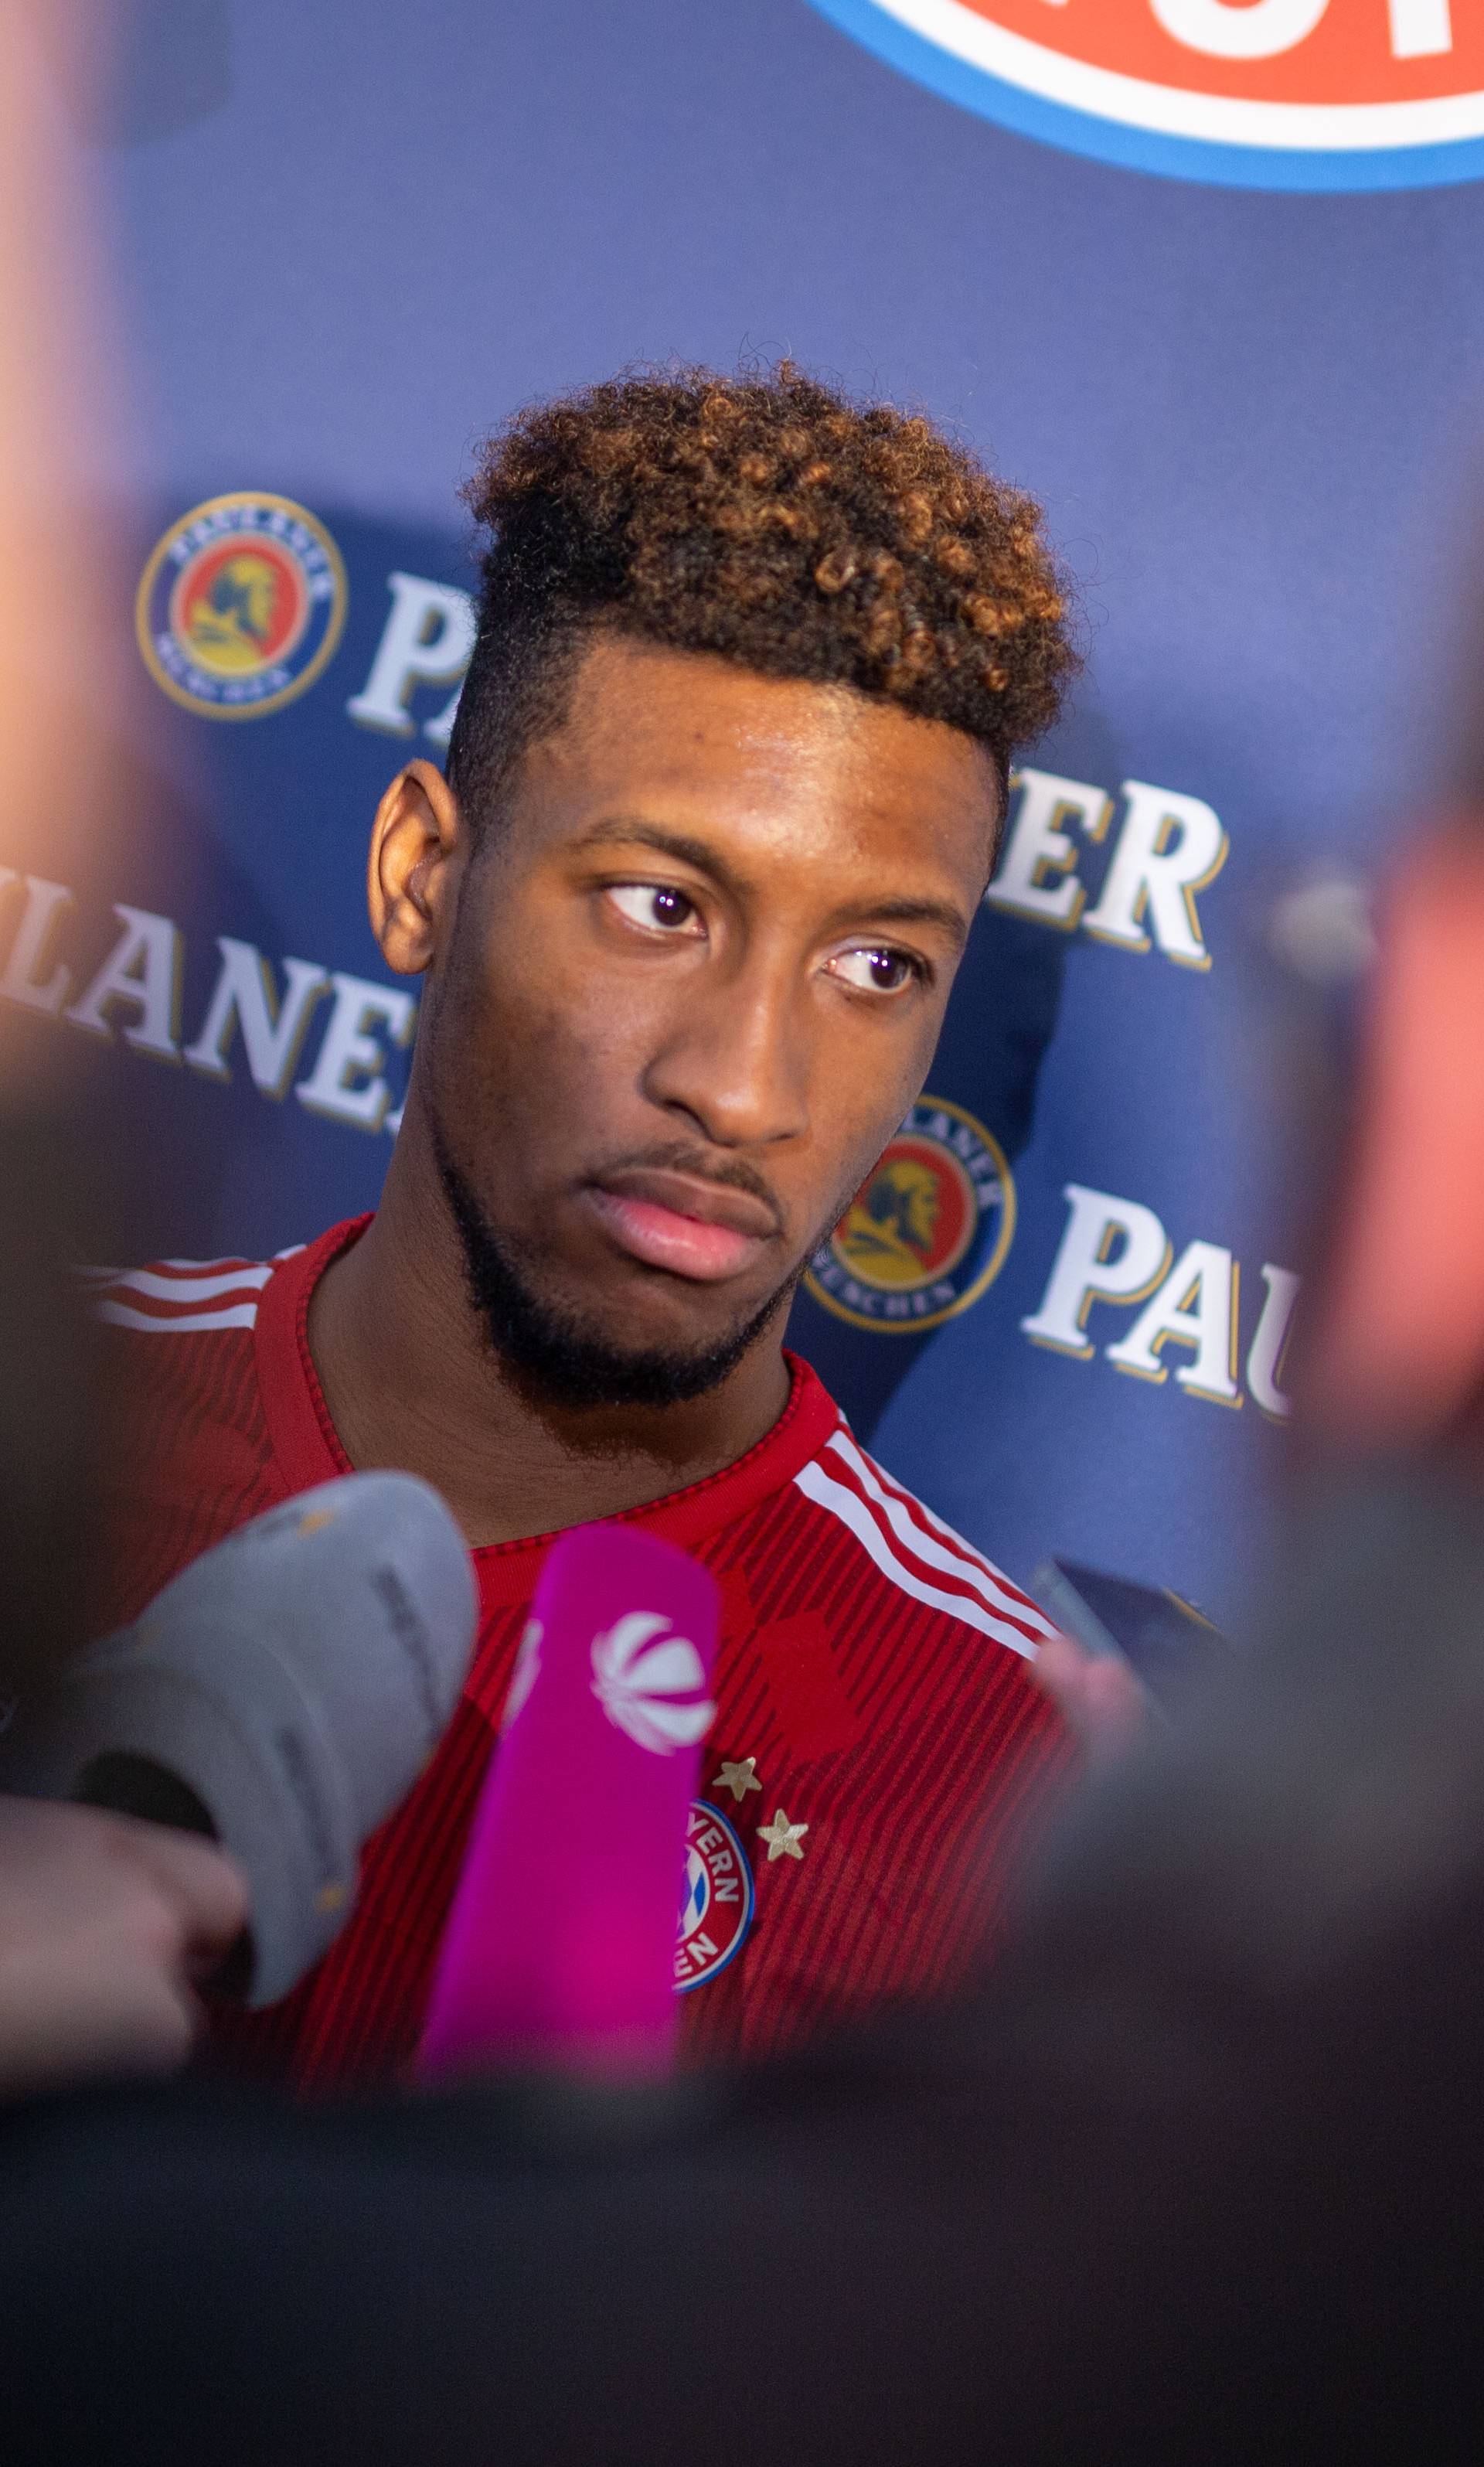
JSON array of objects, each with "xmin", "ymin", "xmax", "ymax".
[
  {"xmin": 1032, "ymin": 1631, "xmax": 1150, "ymax": 1770},
  {"xmin": 0, "ymin": 1796, "xmax": 247, "ymax": 2100}
]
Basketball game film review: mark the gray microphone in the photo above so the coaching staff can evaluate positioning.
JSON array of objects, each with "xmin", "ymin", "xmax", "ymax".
[{"xmin": 0, "ymin": 1473, "xmax": 477, "ymax": 2005}]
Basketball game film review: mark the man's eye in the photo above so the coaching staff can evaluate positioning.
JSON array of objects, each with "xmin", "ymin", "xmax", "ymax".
[
  {"xmin": 606, "ymin": 884, "xmax": 703, "ymax": 935},
  {"xmin": 829, "ymin": 946, "xmax": 920, "ymax": 994}
]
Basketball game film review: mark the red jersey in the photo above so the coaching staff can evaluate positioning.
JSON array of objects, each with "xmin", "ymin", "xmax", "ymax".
[{"xmin": 92, "ymin": 1218, "xmax": 1071, "ymax": 2087}]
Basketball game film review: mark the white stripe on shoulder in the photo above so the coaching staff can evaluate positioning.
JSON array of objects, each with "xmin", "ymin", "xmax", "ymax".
[
  {"xmin": 156, "ymin": 1255, "xmax": 268, "ymax": 1274},
  {"xmin": 84, "ymin": 1248, "xmax": 283, "ymax": 1331},
  {"xmin": 102, "ymin": 1264, "xmax": 274, "ymax": 1305},
  {"xmin": 96, "ymin": 1299, "xmax": 259, "ymax": 1334},
  {"xmin": 794, "ymin": 1458, "xmax": 1037, "ymax": 1660},
  {"xmin": 824, "ymin": 1430, "xmax": 1057, "ymax": 1642}
]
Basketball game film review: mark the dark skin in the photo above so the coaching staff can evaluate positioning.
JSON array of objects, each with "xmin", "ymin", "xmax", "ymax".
[{"xmin": 309, "ymin": 634, "xmax": 999, "ymax": 1547}]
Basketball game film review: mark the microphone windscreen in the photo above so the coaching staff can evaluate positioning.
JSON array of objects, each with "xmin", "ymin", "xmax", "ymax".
[
  {"xmin": 0, "ymin": 1472, "xmax": 477, "ymax": 2002},
  {"xmin": 420, "ymin": 1521, "xmax": 719, "ymax": 2081}
]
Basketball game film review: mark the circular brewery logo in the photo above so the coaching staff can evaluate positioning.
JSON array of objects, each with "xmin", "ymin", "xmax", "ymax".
[
  {"xmin": 807, "ymin": 2, "xmax": 1484, "ymax": 192},
  {"xmin": 675, "ymin": 1800, "xmax": 755, "ymax": 1992},
  {"xmin": 136, "ymin": 492, "xmax": 348, "ymax": 719},
  {"xmin": 803, "ymin": 1095, "xmax": 1015, "ymax": 1334}
]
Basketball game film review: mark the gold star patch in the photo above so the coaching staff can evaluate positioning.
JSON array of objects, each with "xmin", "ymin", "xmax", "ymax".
[
  {"xmin": 757, "ymin": 1808, "xmax": 808, "ymax": 1862},
  {"xmin": 713, "ymin": 1757, "xmax": 761, "ymax": 1804}
]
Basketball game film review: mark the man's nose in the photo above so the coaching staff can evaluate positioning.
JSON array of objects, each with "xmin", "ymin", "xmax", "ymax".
[{"xmin": 641, "ymin": 958, "xmax": 811, "ymax": 1151}]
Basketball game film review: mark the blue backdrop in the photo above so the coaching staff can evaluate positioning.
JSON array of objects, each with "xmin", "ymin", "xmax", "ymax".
[{"xmin": 25, "ymin": 0, "xmax": 1484, "ymax": 1625}]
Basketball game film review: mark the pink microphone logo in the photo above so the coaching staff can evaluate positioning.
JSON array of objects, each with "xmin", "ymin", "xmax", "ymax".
[{"xmin": 591, "ymin": 1613, "xmax": 716, "ymax": 1754}]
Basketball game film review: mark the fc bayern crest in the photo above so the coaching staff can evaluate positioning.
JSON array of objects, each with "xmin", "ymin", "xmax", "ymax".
[
  {"xmin": 675, "ymin": 1800, "xmax": 754, "ymax": 1992},
  {"xmin": 135, "ymin": 492, "xmax": 348, "ymax": 720},
  {"xmin": 804, "ymin": 1095, "xmax": 1015, "ymax": 1335},
  {"xmin": 808, "ymin": 2, "xmax": 1484, "ymax": 193}
]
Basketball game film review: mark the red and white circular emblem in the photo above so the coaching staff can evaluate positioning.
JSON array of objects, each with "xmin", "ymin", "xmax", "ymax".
[
  {"xmin": 809, "ymin": 1, "xmax": 1484, "ymax": 189},
  {"xmin": 803, "ymin": 1095, "xmax": 1015, "ymax": 1334},
  {"xmin": 675, "ymin": 1799, "xmax": 755, "ymax": 1992},
  {"xmin": 135, "ymin": 492, "xmax": 347, "ymax": 719}
]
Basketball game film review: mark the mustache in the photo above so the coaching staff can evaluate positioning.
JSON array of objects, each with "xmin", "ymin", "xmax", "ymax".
[{"xmin": 585, "ymin": 1141, "xmax": 788, "ymax": 1233}]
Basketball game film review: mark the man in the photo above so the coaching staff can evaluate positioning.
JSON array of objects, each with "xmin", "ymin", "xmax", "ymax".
[{"xmin": 94, "ymin": 363, "xmax": 1079, "ymax": 2087}]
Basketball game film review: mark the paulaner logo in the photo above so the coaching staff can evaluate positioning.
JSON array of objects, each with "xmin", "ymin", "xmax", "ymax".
[
  {"xmin": 804, "ymin": 1095, "xmax": 1015, "ymax": 1334},
  {"xmin": 136, "ymin": 493, "xmax": 348, "ymax": 720},
  {"xmin": 808, "ymin": 1, "xmax": 1484, "ymax": 191}
]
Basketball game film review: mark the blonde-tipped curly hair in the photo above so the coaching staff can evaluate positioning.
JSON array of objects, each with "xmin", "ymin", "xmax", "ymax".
[{"xmin": 446, "ymin": 361, "xmax": 1075, "ymax": 827}]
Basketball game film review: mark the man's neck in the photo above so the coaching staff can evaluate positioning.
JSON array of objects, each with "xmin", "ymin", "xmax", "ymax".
[{"xmin": 305, "ymin": 1116, "xmax": 793, "ymax": 1549}]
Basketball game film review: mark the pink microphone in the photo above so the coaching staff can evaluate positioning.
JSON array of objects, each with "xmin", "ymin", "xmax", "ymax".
[{"xmin": 420, "ymin": 1521, "xmax": 720, "ymax": 2081}]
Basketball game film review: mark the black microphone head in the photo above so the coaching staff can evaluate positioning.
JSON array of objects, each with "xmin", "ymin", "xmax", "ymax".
[{"xmin": 0, "ymin": 1472, "xmax": 477, "ymax": 2002}]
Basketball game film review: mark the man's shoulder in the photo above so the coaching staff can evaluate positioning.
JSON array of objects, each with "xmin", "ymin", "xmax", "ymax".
[
  {"xmin": 85, "ymin": 1240, "xmax": 311, "ymax": 1464},
  {"xmin": 86, "ymin": 1245, "xmax": 315, "ymax": 1626},
  {"xmin": 750, "ymin": 1409, "xmax": 1057, "ymax": 1668},
  {"xmin": 86, "ymin": 1249, "xmax": 291, "ymax": 1340}
]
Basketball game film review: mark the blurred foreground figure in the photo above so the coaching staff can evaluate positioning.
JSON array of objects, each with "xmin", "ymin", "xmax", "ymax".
[
  {"xmin": 0, "ymin": 0, "xmax": 121, "ymax": 1701},
  {"xmin": 0, "ymin": 6, "xmax": 247, "ymax": 2094},
  {"xmin": 992, "ymin": 805, "xmax": 1484, "ymax": 2460},
  {"xmin": 1302, "ymin": 813, "xmax": 1484, "ymax": 1456},
  {"xmin": 3, "ymin": 1474, "xmax": 1482, "ymax": 2462},
  {"xmin": 5, "ymin": 820, "xmax": 1484, "ymax": 2462}
]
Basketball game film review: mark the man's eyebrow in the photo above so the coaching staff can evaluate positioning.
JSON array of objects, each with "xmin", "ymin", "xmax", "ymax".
[
  {"xmin": 571, "ymin": 817, "xmax": 972, "ymax": 945},
  {"xmin": 570, "ymin": 818, "xmax": 748, "ymax": 897},
  {"xmin": 855, "ymin": 894, "xmax": 972, "ymax": 946}
]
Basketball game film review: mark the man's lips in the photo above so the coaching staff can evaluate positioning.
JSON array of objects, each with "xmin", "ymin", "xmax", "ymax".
[{"xmin": 582, "ymin": 1169, "xmax": 780, "ymax": 1284}]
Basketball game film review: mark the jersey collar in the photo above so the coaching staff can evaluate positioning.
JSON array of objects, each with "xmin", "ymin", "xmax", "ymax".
[{"xmin": 254, "ymin": 1214, "xmax": 842, "ymax": 1604}]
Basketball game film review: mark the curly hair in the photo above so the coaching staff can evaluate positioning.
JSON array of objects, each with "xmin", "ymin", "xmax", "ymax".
[{"xmin": 445, "ymin": 362, "xmax": 1075, "ymax": 832}]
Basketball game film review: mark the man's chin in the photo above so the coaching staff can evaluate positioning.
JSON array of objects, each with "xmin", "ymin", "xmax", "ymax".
[
  {"xmin": 504, "ymin": 1325, "xmax": 764, "ymax": 1412},
  {"xmin": 436, "ymin": 1136, "xmax": 795, "ymax": 1410},
  {"xmin": 476, "ymin": 1268, "xmax": 794, "ymax": 1412}
]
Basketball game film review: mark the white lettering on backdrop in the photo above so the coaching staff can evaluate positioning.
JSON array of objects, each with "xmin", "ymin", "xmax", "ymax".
[
  {"xmin": 1024, "ymin": 1183, "xmax": 1300, "ymax": 1419},
  {"xmin": 1150, "ymin": 0, "xmax": 1452, "ymax": 60}
]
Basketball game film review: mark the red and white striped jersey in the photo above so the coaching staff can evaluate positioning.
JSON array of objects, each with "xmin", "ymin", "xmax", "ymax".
[{"xmin": 89, "ymin": 1217, "xmax": 1071, "ymax": 2088}]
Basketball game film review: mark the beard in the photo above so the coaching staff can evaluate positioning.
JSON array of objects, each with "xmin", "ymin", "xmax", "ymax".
[{"xmin": 434, "ymin": 1132, "xmax": 804, "ymax": 1412}]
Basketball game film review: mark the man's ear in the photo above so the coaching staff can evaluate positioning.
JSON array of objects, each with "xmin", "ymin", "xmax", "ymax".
[{"xmin": 368, "ymin": 760, "xmax": 465, "ymax": 976}]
